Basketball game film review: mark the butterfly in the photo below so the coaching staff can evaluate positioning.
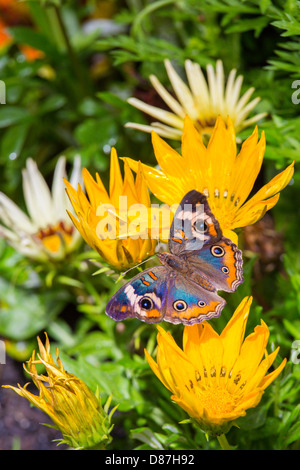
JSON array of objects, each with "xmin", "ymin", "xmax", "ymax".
[{"xmin": 105, "ymin": 190, "xmax": 243, "ymax": 325}]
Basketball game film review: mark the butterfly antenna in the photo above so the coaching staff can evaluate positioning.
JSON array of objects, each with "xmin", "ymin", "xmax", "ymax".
[{"xmin": 121, "ymin": 255, "xmax": 157, "ymax": 276}]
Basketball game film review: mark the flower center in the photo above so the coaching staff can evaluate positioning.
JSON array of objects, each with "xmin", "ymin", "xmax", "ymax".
[
  {"xmin": 196, "ymin": 385, "xmax": 238, "ymax": 418},
  {"xmin": 194, "ymin": 118, "xmax": 217, "ymax": 144},
  {"xmin": 35, "ymin": 221, "xmax": 74, "ymax": 253}
]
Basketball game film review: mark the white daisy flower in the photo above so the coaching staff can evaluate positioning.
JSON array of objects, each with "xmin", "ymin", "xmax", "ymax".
[
  {"xmin": 0, "ymin": 156, "xmax": 83, "ymax": 261},
  {"xmin": 125, "ymin": 59, "xmax": 267, "ymax": 140}
]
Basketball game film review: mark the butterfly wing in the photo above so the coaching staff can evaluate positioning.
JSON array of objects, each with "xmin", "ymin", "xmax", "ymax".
[
  {"xmin": 185, "ymin": 236, "xmax": 243, "ymax": 292},
  {"xmin": 163, "ymin": 273, "xmax": 226, "ymax": 325},
  {"xmin": 105, "ymin": 266, "xmax": 169, "ymax": 323},
  {"xmin": 169, "ymin": 190, "xmax": 221, "ymax": 255},
  {"xmin": 169, "ymin": 190, "xmax": 243, "ymax": 293}
]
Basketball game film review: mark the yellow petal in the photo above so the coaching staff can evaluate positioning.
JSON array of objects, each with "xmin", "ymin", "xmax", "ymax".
[
  {"xmin": 206, "ymin": 116, "xmax": 237, "ymax": 199},
  {"xmin": 242, "ymin": 347, "xmax": 280, "ymax": 393},
  {"xmin": 122, "ymin": 159, "xmax": 139, "ymax": 207},
  {"xmin": 82, "ymin": 168, "xmax": 109, "ymax": 207},
  {"xmin": 222, "ymin": 228, "xmax": 238, "ymax": 245},
  {"xmin": 232, "ymin": 194, "xmax": 279, "ymax": 228},
  {"xmin": 220, "ymin": 296, "xmax": 252, "ymax": 374},
  {"xmin": 181, "ymin": 115, "xmax": 208, "ymax": 187},
  {"xmin": 109, "ymin": 148, "xmax": 123, "ymax": 207},
  {"xmin": 151, "ymin": 131, "xmax": 186, "ymax": 179},
  {"xmin": 135, "ymin": 161, "xmax": 151, "ymax": 207},
  {"xmin": 260, "ymin": 357, "xmax": 287, "ymax": 390},
  {"xmin": 241, "ymin": 161, "xmax": 294, "ymax": 209},
  {"xmin": 182, "ymin": 323, "xmax": 202, "ymax": 358},
  {"xmin": 228, "ymin": 320, "xmax": 270, "ymax": 393},
  {"xmin": 124, "ymin": 157, "xmax": 182, "ymax": 203},
  {"xmin": 230, "ymin": 127, "xmax": 265, "ymax": 207},
  {"xmin": 144, "ymin": 348, "xmax": 172, "ymax": 392},
  {"xmin": 195, "ymin": 322, "xmax": 224, "ymax": 384}
]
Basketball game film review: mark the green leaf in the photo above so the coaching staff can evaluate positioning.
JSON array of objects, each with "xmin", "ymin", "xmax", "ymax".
[
  {"xmin": 0, "ymin": 106, "xmax": 32, "ymax": 128},
  {"xmin": 0, "ymin": 122, "xmax": 30, "ymax": 161},
  {"xmin": 0, "ymin": 278, "xmax": 68, "ymax": 340},
  {"xmin": 61, "ymin": 355, "xmax": 142, "ymax": 412},
  {"xmin": 226, "ymin": 16, "xmax": 270, "ymax": 37}
]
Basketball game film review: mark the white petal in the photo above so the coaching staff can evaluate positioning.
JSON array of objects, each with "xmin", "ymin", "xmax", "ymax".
[
  {"xmin": 52, "ymin": 156, "xmax": 68, "ymax": 222},
  {"xmin": 148, "ymin": 121, "xmax": 183, "ymax": 138},
  {"xmin": 125, "ymin": 122, "xmax": 182, "ymax": 139},
  {"xmin": 206, "ymin": 63, "xmax": 217, "ymax": 109},
  {"xmin": 125, "ymin": 122, "xmax": 153, "ymax": 133},
  {"xmin": 224, "ymin": 68, "xmax": 237, "ymax": 108},
  {"xmin": 127, "ymin": 97, "xmax": 184, "ymax": 128},
  {"xmin": 63, "ymin": 155, "xmax": 83, "ymax": 220},
  {"xmin": 206, "ymin": 61, "xmax": 225, "ymax": 114},
  {"xmin": 0, "ymin": 192, "xmax": 37, "ymax": 233},
  {"xmin": 227, "ymin": 74, "xmax": 243, "ymax": 109},
  {"xmin": 0, "ymin": 224, "xmax": 46, "ymax": 260},
  {"xmin": 69, "ymin": 154, "xmax": 83, "ymax": 188},
  {"xmin": 214, "ymin": 60, "xmax": 225, "ymax": 114},
  {"xmin": 234, "ymin": 97, "xmax": 261, "ymax": 125},
  {"xmin": 0, "ymin": 223, "xmax": 20, "ymax": 242},
  {"xmin": 149, "ymin": 74, "xmax": 186, "ymax": 118},
  {"xmin": 235, "ymin": 87, "xmax": 255, "ymax": 114},
  {"xmin": 240, "ymin": 112, "xmax": 267, "ymax": 128},
  {"xmin": 164, "ymin": 59, "xmax": 199, "ymax": 119},
  {"xmin": 185, "ymin": 60, "xmax": 210, "ymax": 113},
  {"xmin": 13, "ymin": 240, "xmax": 47, "ymax": 261},
  {"xmin": 22, "ymin": 159, "xmax": 55, "ymax": 228}
]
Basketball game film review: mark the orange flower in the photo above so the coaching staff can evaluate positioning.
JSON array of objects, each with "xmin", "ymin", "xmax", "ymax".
[
  {"xmin": 145, "ymin": 297, "xmax": 286, "ymax": 437},
  {"xmin": 125, "ymin": 116, "xmax": 294, "ymax": 244}
]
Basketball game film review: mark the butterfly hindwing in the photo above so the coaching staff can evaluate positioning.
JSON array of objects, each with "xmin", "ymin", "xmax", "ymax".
[
  {"xmin": 163, "ymin": 273, "xmax": 226, "ymax": 325},
  {"xmin": 185, "ymin": 236, "xmax": 244, "ymax": 293}
]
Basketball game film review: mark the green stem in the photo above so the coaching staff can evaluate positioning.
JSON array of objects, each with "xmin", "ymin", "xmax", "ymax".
[
  {"xmin": 45, "ymin": 7, "xmax": 66, "ymax": 52},
  {"xmin": 217, "ymin": 433, "xmax": 232, "ymax": 450}
]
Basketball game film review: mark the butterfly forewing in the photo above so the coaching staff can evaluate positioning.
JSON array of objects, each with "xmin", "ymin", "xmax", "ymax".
[
  {"xmin": 105, "ymin": 266, "xmax": 169, "ymax": 323},
  {"xmin": 169, "ymin": 190, "xmax": 222, "ymax": 255}
]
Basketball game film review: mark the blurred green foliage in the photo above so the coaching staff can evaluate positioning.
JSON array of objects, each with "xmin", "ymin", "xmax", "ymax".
[{"xmin": 0, "ymin": 0, "xmax": 300, "ymax": 450}]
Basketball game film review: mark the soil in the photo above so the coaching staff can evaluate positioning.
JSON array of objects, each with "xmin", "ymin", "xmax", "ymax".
[{"xmin": 0, "ymin": 356, "xmax": 68, "ymax": 450}]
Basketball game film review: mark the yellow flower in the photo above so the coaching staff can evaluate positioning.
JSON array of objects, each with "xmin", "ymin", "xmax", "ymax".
[
  {"xmin": 124, "ymin": 116, "xmax": 294, "ymax": 244},
  {"xmin": 64, "ymin": 148, "xmax": 157, "ymax": 271},
  {"xmin": 145, "ymin": 297, "xmax": 286, "ymax": 437},
  {"xmin": 126, "ymin": 59, "xmax": 267, "ymax": 140},
  {"xmin": 0, "ymin": 156, "xmax": 82, "ymax": 261},
  {"xmin": 3, "ymin": 333, "xmax": 117, "ymax": 449}
]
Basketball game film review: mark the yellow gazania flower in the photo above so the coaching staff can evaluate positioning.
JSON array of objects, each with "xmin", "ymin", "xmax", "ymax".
[
  {"xmin": 124, "ymin": 116, "xmax": 294, "ymax": 244},
  {"xmin": 64, "ymin": 148, "xmax": 157, "ymax": 271},
  {"xmin": 3, "ymin": 333, "xmax": 118, "ymax": 450},
  {"xmin": 126, "ymin": 59, "xmax": 267, "ymax": 140},
  {"xmin": 145, "ymin": 297, "xmax": 286, "ymax": 438},
  {"xmin": 0, "ymin": 156, "xmax": 82, "ymax": 261}
]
